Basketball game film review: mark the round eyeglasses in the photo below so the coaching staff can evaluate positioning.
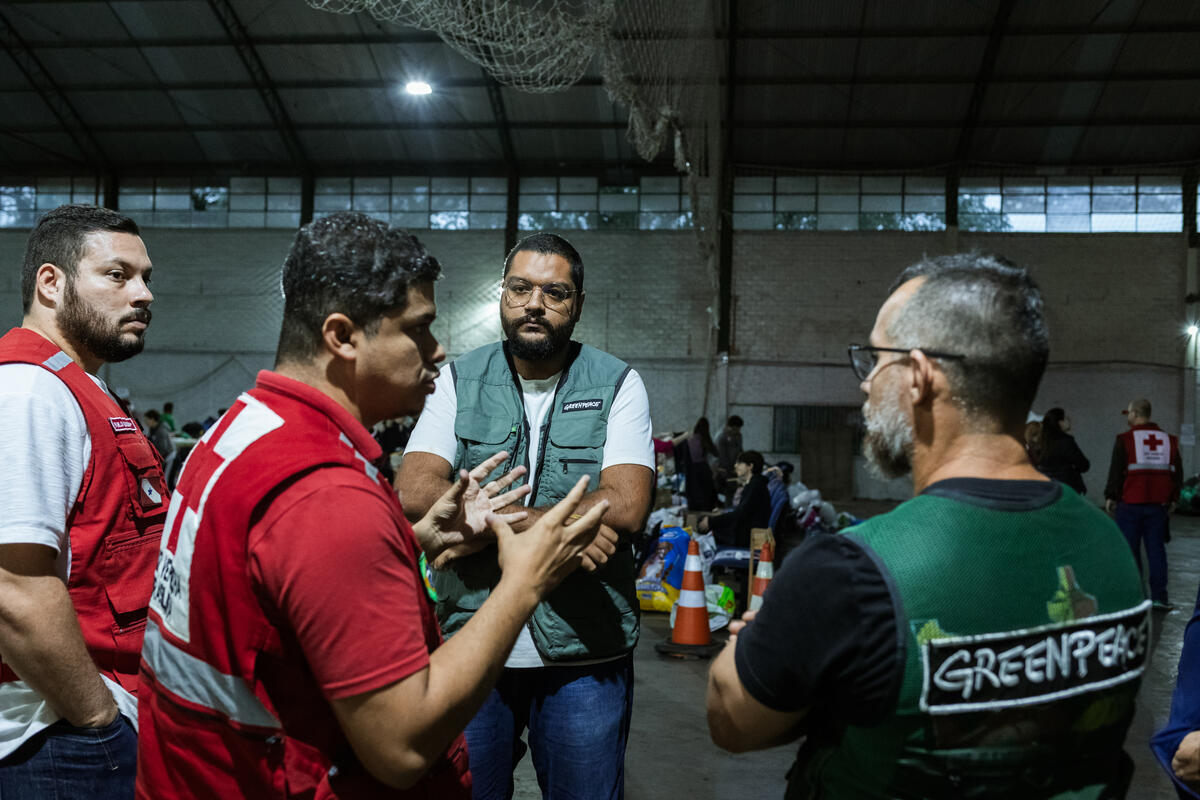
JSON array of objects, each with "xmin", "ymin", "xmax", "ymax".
[{"xmin": 502, "ymin": 279, "xmax": 578, "ymax": 313}]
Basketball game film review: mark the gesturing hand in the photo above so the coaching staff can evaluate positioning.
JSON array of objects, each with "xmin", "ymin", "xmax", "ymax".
[
  {"xmin": 492, "ymin": 475, "xmax": 610, "ymax": 597},
  {"xmin": 418, "ymin": 451, "xmax": 531, "ymax": 568}
]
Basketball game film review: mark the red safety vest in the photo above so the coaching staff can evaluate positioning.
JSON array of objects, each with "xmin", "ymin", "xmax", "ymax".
[
  {"xmin": 0, "ymin": 327, "xmax": 166, "ymax": 693},
  {"xmin": 136, "ymin": 373, "xmax": 469, "ymax": 800},
  {"xmin": 1118, "ymin": 423, "xmax": 1179, "ymax": 505}
]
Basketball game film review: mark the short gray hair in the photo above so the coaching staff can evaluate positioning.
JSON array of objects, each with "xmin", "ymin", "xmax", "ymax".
[{"xmin": 887, "ymin": 252, "xmax": 1049, "ymax": 431}]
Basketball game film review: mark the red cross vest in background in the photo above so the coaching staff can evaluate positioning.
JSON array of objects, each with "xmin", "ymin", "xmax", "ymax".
[
  {"xmin": 0, "ymin": 327, "xmax": 166, "ymax": 694},
  {"xmin": 1118, "ymin": 423, "xmax": 1179, "ymax": 504}
]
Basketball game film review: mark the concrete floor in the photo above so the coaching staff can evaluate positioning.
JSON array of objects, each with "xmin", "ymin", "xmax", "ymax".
[{"xmin": 507, "ymin": 510, "xmax": 1200, "ymax": 799}]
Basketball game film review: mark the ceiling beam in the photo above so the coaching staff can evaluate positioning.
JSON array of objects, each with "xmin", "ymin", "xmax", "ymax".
[
  {"xmin": 204, "ymin": 0, "xmax": 309, "ymax": 171},
  {"xmin": 954, "ymin": 0, "xmax": 1015, "ymax": 164},
  {"xmin": 0, "ymin": 154, "xmax": 1194, "ymax": 174},
  {"xmin": 13, "ymin": 71, "xmax": 1200, "ymax": 95},
  {"xmin": 104, "ymin": 1, "xmax": 208, "ymax": 162},
  {"xmin": 15, "ymin": 23, "xmax": 1200, "ymax": 45},
  {"xmin": 0, "ymin": 160, "xmax": 685, "ymax": 176},
  {"xmin": 1065, "ymin": 0, "xmax": 1145, "ymax": 166},
  {"xmin": 483, "ymin": 71, "xmax": 516, "ymax": 167},
  {"xmin": 0, "ymin": 9, "xmax": 109, "ymax": 169},
  {"xmin": 838, "ymin": 0, "xmax": 870, "ymax": 163},
  {"xmin": 3, "ymin": 116, "xmax": 1196, "ymax": 135}
]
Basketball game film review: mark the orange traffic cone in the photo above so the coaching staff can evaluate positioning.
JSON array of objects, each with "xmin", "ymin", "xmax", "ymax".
[
  {"xmin": 749, "ymin": 540, "xmax": 774, "ymax": 612},
  {"xmin": 655, "ymin": 538, "xmax": 723, "ymax": 659}
]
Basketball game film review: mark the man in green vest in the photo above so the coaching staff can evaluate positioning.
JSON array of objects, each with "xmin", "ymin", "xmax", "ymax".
[
  {"xmin": 706, "ymin": 253, "xmax": 1147, "ymax": 798},
  {"xmin": 397, "ymin": 232, "xmax": 654, "ymax": 800}
]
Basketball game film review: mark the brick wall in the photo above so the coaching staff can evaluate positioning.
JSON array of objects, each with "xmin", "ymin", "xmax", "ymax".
[
  {"xmin": 729, "ymin": 230, "xmax": 1191, "ymax": 498},
  {"xmin": 1, "ymin": 224, "xmax": 1190, "ymax": 500}
]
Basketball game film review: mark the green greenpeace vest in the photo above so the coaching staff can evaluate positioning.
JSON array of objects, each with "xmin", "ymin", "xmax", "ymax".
[
  {"xmin": 795, "ymin": 484, "xmax": 1148, "ymax": 800},
  {"xmin": 431, "ymin": 340, "xmax": 640, "ymax": 661}
]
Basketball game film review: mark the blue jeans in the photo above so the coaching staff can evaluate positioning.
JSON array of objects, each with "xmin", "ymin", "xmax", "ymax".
[
  {"xmin": 1115, "ymin": 502, "xmax": 1170, "ymax": 603},
  {"xmin": 0, "ymin": 715, "xmax": 136, "ymax": 799},
  {"xmin": 464, "ymin": 655, "xmax": 634, "ymax": 800}
]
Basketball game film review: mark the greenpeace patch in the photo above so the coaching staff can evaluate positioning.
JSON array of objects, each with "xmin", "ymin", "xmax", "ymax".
[
  {"xmin": 920, "ymin": 600, "xmax": 1151, "ymax": 714},
  {"xmin": 562, "ymin": 399, "xmax": 603, "ymax": 413},
  {"xmin": 109, "ymin": 417, "xmax": 139, "ymax": 433}
]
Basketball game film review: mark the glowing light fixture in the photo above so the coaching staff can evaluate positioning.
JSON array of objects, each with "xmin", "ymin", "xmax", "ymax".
[
  {"xmin": 1188, "ymin": 324, "xmax": 1198, "ymax": 337},
  {"xmin": 405, "ymin": 80, "xmax": 433, "ymax": 96}
]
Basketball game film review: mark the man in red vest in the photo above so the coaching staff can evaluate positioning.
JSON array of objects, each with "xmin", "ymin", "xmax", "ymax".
[
  {"xmin": 0, "ymin": 205, "xmax": 165, "ymax": 798},
  {"xmin": 135, "ymin": 211, "xmax": 611, "ymax": 799},
  {"xmin": 1104, "ymin": 396, "xmax": 1181, "ymax": 610}
]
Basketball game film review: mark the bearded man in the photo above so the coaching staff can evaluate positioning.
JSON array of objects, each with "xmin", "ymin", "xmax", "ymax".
[
  {"xmin": 397, "ymin": 232, "xmax": 654, "ymax": 800},
  {"xmin": 0, "ymin": 205, "xmax": 165, "ymax": 798},
  {"xmin": 706, "ymin": 253, "xmax": 1147, "ymax": 799}
]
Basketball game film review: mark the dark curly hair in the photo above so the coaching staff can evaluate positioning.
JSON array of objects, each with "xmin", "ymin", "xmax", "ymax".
[{"xmin": 275, "ymin": 211, "xmax": 441, "ymax": 363}]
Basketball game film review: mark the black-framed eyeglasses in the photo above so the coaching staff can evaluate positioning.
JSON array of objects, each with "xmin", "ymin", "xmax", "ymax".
[
  {"xmin": 847, "ymin": 344, "xmax": 967, "ymax": 381},
  {"xmin": 502, "ymin": 278, "xmax": 579, "ymax": 312}
]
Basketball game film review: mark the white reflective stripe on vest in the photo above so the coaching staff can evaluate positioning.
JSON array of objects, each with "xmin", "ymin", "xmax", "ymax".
[
  {"xmin": 152, "ymin": 392, "xmax": 284, "ymax": 644},
  {"xmin": 41, "ymin": 351, "xmax": 73, "ymax": 371},
  {"xmin": 142, "ymin": 621, "xmax": 281, "ymax": 730},
  {"xmin": 1128, "ymin": 462, "xmax": 1172, "ymax": 471}
]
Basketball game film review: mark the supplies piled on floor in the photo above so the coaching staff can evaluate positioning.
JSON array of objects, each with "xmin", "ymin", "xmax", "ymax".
[
  {"xmin": 635, "ymin": 526, "xmax": 690, "ymax": 612},
  {"xmin": 785, "ymin": 482, "xmax": 860, "ymax": 535},
  {"xmin": 636, "ymin": 526, "xmax": 735, "ymax": 631}
]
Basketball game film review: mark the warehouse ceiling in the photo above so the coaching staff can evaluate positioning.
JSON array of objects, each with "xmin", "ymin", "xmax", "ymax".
[{"xmin": 0, "ymin": 0, "xmax": 1198, "ymax": 180}]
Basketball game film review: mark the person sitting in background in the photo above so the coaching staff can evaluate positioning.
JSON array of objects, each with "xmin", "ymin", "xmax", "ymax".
[
  {"xmin": 1038, "ymin": 407, "xmax": 1089, "ymax": 495},
  {"xmin": 1024, "ymin": 419, "xmax": 1043, "ymax": 466},
  {"xmin": 159, "ymin": 401, "xmax": 176, "ymax": 433},
  {"xmin": 700, "ymin": 451, "xmax": 771, "ymax": 548},
  {"xmin": 142, "ymin": 409, "xmax": 175, "ymax": 463},
  {"xmin": 201, "ymin": 407, "xmax": 226, "ymax": 431},
  {"xmin": 765, "ymin": 460, "xmax": 794, "ymax": 531}
]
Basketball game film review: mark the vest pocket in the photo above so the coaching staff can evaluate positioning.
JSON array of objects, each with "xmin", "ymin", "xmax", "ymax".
[
  {"xmin": 455, "ymin": 415, "xmax": 519, "ymax": 484},
  {"xmin": 559, "ymin": 457, "xmax": 599, "ymax": 474},
  {"xmin": 112, "ymin": 435, "xmax": 168, "ymax": 524},
  {"xmin": 96, "ymin": 531, "xmax": 158, "ymax": 689},
  {"xmin": 102, "ymin": 533, "xmax": 157, "ymax": 627}
]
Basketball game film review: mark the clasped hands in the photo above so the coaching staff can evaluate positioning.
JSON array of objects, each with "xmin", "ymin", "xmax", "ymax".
[{"xmin": 415, "ymin": 451, "xmax": 618, "ymax": 572}]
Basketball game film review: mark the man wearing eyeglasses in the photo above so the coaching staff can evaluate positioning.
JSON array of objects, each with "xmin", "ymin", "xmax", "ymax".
[
  {"xmin": 707, "ymin": 253, "xmax": 1146, "ymax": 799},
  {"xmin": 397, "ymin": 232, "xmax": 654, "ymax": 800}
]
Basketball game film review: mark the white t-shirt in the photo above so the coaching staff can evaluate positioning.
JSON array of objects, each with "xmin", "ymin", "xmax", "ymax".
[
  {"xmin": 0, "ymin": 363, "xmax": 139, "ymax": 758},
  {"xmin": 405, "ymin": 361, "xmax": 654, "ymax": 668}
]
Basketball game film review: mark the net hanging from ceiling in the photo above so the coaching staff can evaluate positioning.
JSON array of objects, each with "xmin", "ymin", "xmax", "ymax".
[{"xmin": 306, "ymin": 0, "xmax": 726, "ymax": 414}]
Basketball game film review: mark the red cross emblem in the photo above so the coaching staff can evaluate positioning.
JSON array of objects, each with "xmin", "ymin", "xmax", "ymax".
[{"xmin": 1145, "ymin": 434, "xmax": 1164, "ymax": 451}]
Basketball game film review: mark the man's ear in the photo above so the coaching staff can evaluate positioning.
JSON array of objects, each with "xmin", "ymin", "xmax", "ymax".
[
  {"xmin": 908, "ymin": 349, "xmax": 937, "ymax": 407},
  {"xmin": 572, "ymin": 290, "xmax": 585, "ymax": 322},
  {"xmin": 320, "ymin": 313, "xmax": 360, "ymax": 363},
  {"xmin": 35, "ymin": 263, "xmax": 67, "ymax": 307}
]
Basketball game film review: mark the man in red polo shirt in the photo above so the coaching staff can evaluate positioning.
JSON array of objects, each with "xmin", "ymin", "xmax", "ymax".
[
  {"xmin": 1105, "ymin": 396, "xmax": 1182, "ymax": 610},
  {"xmin": 136, "ymin": 211, "xmax": 611, "ymax": 799}
]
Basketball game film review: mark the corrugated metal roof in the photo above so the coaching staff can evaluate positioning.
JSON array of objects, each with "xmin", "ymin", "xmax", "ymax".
[{"xmin": 0, "ymin": 0, "xmax": 1195, "ymax": 177}]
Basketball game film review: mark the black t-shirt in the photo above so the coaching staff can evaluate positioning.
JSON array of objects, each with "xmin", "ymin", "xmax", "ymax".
[{"xmin": 734, "ymin": 478, "xmax": 1063, "ymax": 725}]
